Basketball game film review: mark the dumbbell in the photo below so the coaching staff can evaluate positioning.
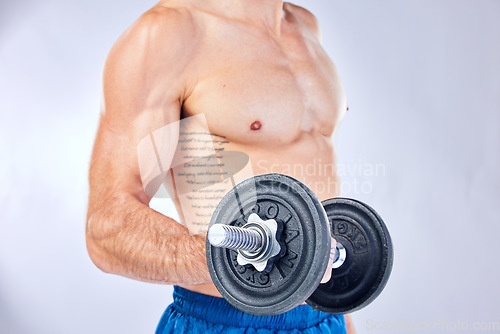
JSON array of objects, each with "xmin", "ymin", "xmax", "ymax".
[{"xmin": 206, "ymin": 173, "xmax": 393, "ymax": 316}]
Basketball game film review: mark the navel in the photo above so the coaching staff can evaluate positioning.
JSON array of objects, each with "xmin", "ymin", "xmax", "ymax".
[{"xmin": 250, "ymin": 120, "xmax": 262, "ymax": 131}]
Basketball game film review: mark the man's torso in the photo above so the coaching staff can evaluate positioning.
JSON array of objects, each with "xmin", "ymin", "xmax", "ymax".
[{"xmin": 146, "ymin": 1, "xmax": 347, "ymax": 296}]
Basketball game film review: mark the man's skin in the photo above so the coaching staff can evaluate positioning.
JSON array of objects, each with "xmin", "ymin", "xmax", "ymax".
[{"xmin": 86, "ymin": 0, "xmax": 354, "ymax": 332}]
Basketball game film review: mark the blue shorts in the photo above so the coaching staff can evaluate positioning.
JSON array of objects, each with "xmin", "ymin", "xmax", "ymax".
[{"xmin": 155, "ymin": 286, "xmax": 346, "ymax": 334}]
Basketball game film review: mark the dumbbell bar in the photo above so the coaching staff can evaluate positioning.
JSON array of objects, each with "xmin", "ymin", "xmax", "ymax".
[
  {"xmin": 208, "ymin": 215, "xmax": 346, "ymax": 275},
  {"xmin": 206, "ymin": 173, "xmax": 393, "ymax": 316}
]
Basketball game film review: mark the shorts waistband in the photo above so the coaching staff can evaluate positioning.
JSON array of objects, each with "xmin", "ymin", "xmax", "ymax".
[{"xmin": 171, "ymin": 286, "xmax": 340, "ymax": 330}]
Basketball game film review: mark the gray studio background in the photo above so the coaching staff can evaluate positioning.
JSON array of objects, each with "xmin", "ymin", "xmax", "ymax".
[{"xmin": 1, "ymin": 0, "xmax": 499, "ymax": 333}]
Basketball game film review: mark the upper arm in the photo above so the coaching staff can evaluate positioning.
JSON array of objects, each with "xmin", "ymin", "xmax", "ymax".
[{"xmin": 87, "ymin": 8, "xmax": 198, "ymax": 220}]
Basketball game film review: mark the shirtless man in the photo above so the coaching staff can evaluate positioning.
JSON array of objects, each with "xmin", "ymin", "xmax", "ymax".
[{"xmin": 86, "ymin": 0, "xmax": 355, "ymax": 332}]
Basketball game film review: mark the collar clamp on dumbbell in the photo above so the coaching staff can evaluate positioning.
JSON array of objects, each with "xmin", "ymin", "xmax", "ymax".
[{"xmin": 208, "ymin": 213, "xmax": 282, "ymax": 272}]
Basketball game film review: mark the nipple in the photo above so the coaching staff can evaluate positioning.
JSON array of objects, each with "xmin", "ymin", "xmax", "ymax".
[{"xmin": 250, "ymin": 120, "xmax": 262, "ymax": 131}]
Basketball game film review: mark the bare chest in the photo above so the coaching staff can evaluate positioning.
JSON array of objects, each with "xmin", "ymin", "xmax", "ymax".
[{"xmin": 183, "ymin": 19, "xmax": 346, "ymax": 144}]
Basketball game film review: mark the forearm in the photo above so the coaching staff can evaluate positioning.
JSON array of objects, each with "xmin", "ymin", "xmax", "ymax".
[{"xmin": 86, "ymin": 194, "xmax": 211, "ymax": 285}]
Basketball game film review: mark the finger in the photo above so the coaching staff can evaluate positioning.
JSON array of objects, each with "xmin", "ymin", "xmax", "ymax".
[{"xmin": 321, "ymin": 237, "xmax": 336, "ymax": 283}]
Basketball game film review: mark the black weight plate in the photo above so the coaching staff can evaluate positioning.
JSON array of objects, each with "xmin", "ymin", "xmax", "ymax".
[
  {"xmin": 207, "ymin": 174, "xmax": 331, "ymax": 316},
  {"xmin": 306, "ymin": 198, "xmax": 393, "ymax": 314}
]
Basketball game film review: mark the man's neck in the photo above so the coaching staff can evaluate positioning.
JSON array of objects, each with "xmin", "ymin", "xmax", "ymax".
[{"xmin": 210, "ymin": 0, "xmax": 285, "ymax": 34}]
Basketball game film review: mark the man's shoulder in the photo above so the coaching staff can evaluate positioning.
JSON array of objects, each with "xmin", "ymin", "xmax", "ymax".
[
  {"xmin": 103, "ymin": 2, "xmax": 202, "ymax": 89},
  {"xmin": 284, "ymin": 2, "xmax": 321, "ymax": 38},
  {"xmin": 107, "ymin": 2, "xmax": 200, "ymax": 64},
  {"xmin": 129, "ymin": 3, "xmax": 198, "ymax": 42}
]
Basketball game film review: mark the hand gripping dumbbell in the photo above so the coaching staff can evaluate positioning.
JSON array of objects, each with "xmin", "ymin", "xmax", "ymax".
[{"xmin": 206, "ymin": 173, "xmax": 393, "ymax": 315}]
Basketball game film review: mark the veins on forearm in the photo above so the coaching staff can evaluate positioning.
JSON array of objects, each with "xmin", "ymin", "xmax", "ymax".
[{"xmin": 89, "ymin": 195, "xmax": 210, "ymax": 285}]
